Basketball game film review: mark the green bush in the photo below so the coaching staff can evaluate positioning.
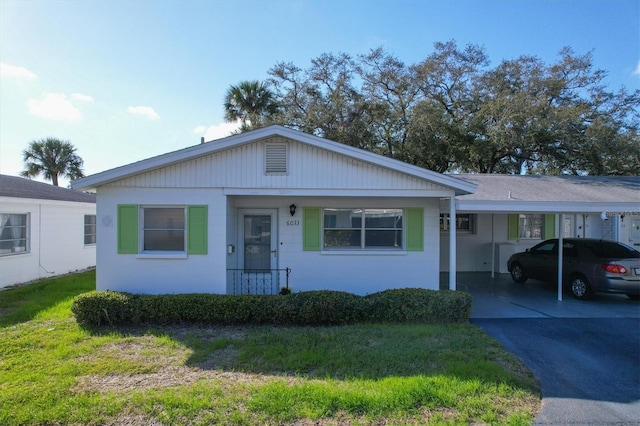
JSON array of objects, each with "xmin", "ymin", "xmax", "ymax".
[
  {"xmin": 365, "ymin": 288, "xmax": 472, "ymax": 323},
  {"xmin": 71, "ymin": 291, "xmax": 138, "ymax": 326},
  {"xmin": 285, "ymin": 290, "xmax": 370, "ymax": 326},
  {"xmin": 72, "ymin": 287, "xmax": 472, "ymax": 328}
]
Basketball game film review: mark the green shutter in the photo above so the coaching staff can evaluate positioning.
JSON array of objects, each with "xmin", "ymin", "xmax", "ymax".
[
  {"xmin": 187, "ymin": 205, "xmax": 208, "ymax": 255},
  {"xmin": 117, "ymin": 204, "xmax": 138, "ymax": 254},
  {"xmin": 544, "ymin": 214, "xmax": 555, "ymax": 239},
  {"xmin": 303, "ymin": 207, "xmax": 321, "ymax": 251},
  {"xmin": 405, "ymin": 207, "xmax": 424, "ymax": 252},
  {"xmin": 508, "ymin": 214, "xmax": 519, "ymax": 240}
]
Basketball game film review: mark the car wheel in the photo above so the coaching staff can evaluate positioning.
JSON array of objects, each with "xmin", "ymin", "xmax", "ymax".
[
  {"xmin": 626, "ymin": 293, "xmax": 639, "ymax": 301},
  {"xmin": 570, "ymin": 275, "xmax": 593, "ymax": 300},
  {"xmin": 510, "ymin": 263, "xmax": 527, "ymax": 283}
]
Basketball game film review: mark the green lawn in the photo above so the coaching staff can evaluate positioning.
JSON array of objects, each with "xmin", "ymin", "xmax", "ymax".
[{"xmin": 0, "ymin": 271, "xmax": 540, "ymax": 425}]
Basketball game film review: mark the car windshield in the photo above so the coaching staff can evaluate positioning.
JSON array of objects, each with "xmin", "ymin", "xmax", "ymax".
[{"xmin": 585, "ymin": 241, "xmax": 640, "ymax": 259}]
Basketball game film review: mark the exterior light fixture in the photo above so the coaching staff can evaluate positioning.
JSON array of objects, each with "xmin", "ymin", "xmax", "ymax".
[{"xmin": 289, "ymin": 204, "xmax": 297, "ymax": 216}]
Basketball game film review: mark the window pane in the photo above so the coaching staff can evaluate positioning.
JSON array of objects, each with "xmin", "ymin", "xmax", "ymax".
[
  {"xmin": 519, "ymin": 214, "xmax": 543, "ymax": 238},
  {"xmin": 324, "ymin": 208, "xmax": 361, "ymax": 228},
  {"xmin": 365, "ymin": 209, "xmax": 402, "ymax": 228},
  {"xmin": 365, "ymin": 230, "xmax": 403, "ymax": 247},
  {"xmin": 143, "ymin": 207, "xmax": 185, "ymax": 251},
  {"xmin": 0, "ymin": 213, "xmax": 28, "ymax": 255},
  {"xmin": 144, "ymin": 208, "xmax": 184, "ymax": 229},
  {"xmin": 324, "ymin": 230, "xmax": 361, "ymax": 248},
  {"xmin": 84, "ymin": 215, "xmax": 96, "ymax": 245},
  {"xmin": 144, "ymin": 230, "xmax": 185, "ymax": 251}
]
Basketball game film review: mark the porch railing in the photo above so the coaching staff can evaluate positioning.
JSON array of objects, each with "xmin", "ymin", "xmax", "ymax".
[{"xmin": 227, "ymin": 268, "xmax": 291, "ymax": 295}]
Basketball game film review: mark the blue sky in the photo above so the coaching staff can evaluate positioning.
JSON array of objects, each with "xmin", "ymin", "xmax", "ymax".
[{"xmin": 1, "ymin": 0, "xmax": 638, "ymax": 187}]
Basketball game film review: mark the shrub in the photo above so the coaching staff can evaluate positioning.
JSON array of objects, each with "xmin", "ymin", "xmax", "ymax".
[
  {"xmin": 285, "ymin": 290, "xmax": 370, "ymax": 326},
  {"xmin": 72, "ymin": 287, "xmax": 472, "ymax": 328},
  {"xmin": 71, "ymin": 291, "xmax": 137, "ymax": 326},
  {"xmin": 365, "ymin": 288, "xmax": 472, "ymax": 324}
]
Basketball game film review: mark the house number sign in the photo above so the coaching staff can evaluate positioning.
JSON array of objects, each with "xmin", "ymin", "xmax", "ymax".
[{"xmin": 286, "ymin": 219, "xmax": 300, "ymax": 226}]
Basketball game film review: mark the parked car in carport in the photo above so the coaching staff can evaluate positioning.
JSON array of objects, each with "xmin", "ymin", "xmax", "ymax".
[{"xmin": 507, "ymin": 238, "xmax": 640, "ymax": 300}]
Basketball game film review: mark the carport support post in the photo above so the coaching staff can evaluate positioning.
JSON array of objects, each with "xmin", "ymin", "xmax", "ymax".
[
  {"xmin": 557, "ymin": 213, "xmax": 565, "ymax": 301},
  {"xmin": 449, "ymin": 196, "xmax": 456, "ymax": 291}
]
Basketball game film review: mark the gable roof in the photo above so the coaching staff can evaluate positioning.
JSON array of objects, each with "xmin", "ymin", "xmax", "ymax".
[
  {"xmin": 71, "ymin": 125, "xmax": 476, "ymax": 195},
  {"xmin": 455, "ymin": 174, "xmax": 640, "ymax": 213},
  {"xmin": 0, "ymin": 174, "xmax": 96, "ymax": 203}
]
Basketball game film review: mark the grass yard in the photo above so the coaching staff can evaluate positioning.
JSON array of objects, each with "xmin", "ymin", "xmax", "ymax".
[{"xmin": 0, "ymin": 271, "xmax": 540, "ymax": 425}]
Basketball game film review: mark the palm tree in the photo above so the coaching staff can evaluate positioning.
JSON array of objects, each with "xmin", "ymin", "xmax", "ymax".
[
  {"xmin": 21, "ymin": 138, "xmax": 85, "ymax": 186},
  {"xmin": 224, "ymin": 80, "xmax": 278, "ymax": 131}
]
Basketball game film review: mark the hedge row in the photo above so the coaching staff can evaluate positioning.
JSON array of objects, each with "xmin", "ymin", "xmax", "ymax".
[{"xmin": 71, "ymin": 288, "xmax": 472, "ymax": 328}]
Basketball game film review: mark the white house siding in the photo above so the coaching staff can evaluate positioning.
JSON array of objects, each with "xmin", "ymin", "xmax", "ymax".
[
  {"xmin": 0, "ymin": 197, "xmax": 96, "ymax": 288},
  {"xmin": 107, "ymin": 137, "xmax": 444, "ymax": 192},
  {"xmin": 228, "ymin": 196, "xmax": 441, "ymax": 295},
  {"xmin": 95, "ymin": 187, "xmax": 227, "ymax": 294}
]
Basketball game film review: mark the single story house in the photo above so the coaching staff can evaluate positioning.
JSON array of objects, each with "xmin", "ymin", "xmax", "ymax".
[
  {"xmin": 71, "ymin": 125, "xmax": 475, "ymax": 295},
  {"xmin": 0, "ymin": 174, "xmax": 96, "ymax": 288},
  {"xmin": 71, "ymin": 126, "xmax": 640, "ymax": 296}
]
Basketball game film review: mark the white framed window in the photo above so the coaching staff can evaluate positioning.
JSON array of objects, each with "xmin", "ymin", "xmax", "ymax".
[
  {"xmin": 323, "ymin": 208, "xmax": 403, "ymax": 250},
  {"xmin": 519, "ymin": 214, "xmax": 543, "ymax": 239},
  {"xmin": 84, "ymin": 215, "xmax": 96, "ymax": 245},
  {"xmin": 0, "ymin": 213, "xmax": 29, "ymax": 256},
  {"xmin": 141, "ymin": 206, "xmax": 186, "ymax": 252},
  {"xmin": 440, "ymin": 213, "xmax": 476, "ymax": 233}
]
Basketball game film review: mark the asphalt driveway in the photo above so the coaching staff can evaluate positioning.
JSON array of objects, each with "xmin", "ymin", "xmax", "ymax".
[{"xmin": 446, "ymin": 272, "xmax": 640, "ymax": 425}]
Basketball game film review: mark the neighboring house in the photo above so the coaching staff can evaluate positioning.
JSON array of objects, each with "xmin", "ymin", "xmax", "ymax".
[
  {"xmin": 71, "ymin": 125, "xmax": 476, "ymax": 295},
  {"xmin": 440, "ymin": 174, "xmax": 640, "ymax": 274},
  {"xmin": 0, "ymin": 174, "xmax": 96, "ymax": 288}
]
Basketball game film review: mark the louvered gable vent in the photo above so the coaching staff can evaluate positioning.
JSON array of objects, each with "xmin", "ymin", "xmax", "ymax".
[{"xmin": 265, "ymin": 142, "xmax": 288, "ymax": 174}]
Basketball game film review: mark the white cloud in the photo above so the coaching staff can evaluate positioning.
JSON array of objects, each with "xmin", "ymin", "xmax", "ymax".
[
  {"xmin": 127, "ymin": 106, "xmax": 159, "ymax": 121},
  {"xmin": 633, "ymin": 60, "xmax": 640, "ymax": 76},
  {"xmin": 1, "ymin": 62, "xmax": 37, "ymax": 80},
  {"xmin": 71, "ymin": 93, "xmax": 94, "ymax": 102},
  {"xmin": 196, "ymin": 122, "xmax": 240, "ymax": 142},
  {"xmin": 26, "ymin": 92, "xmax": 81, "ymax": 121}
]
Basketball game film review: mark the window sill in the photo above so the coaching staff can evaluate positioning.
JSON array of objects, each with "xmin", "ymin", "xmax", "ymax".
[
  {"xmin": 136, "ymin": 252, "xmax": 188, "ymax": 259},
  {"xmin": 321, "ymin": 250, "xmax": 406, "ymax": 256}
]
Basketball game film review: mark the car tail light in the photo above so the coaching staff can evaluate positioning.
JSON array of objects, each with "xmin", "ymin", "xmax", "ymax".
[{"xmin": 601, "ymin": 264, "xmax": 627, "ymax": 274}]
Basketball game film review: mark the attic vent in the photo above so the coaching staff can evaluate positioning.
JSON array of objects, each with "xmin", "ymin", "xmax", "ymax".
[{"xmin": 265, "ymin": 143, "xmax": 288, "ymax": 175}]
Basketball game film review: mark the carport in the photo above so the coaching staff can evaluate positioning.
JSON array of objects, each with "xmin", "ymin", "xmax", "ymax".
[
  {"xmin": 447, "ymin": 175, "xmax": 640, "ymax": 301},
  {"xmin": 441, "ymin": 271, "xmax": 640, "ymax": 318}
]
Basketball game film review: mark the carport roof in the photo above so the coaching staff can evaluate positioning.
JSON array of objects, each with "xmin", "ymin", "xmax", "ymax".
[{"xmin": 453, "ymin": 174, "xmax": 640, "ymax": 213}]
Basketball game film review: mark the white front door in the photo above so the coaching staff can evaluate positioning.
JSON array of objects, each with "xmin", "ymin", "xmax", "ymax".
[{"xmin": 237, "ymin": 209, "xmax": 278, "ymax": 294}]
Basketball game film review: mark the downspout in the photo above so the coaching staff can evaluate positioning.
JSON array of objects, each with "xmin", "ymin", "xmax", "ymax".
[
  {"xmin": 38, "ymin": 204, "xmax": 55, "ymax": 275},
  {"xmin": 449, "ymin": 196, "xmax": 456, "ymax": 291}
]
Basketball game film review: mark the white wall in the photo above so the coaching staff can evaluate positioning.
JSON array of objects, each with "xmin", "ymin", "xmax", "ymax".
[
  {"xmin": 0, "ymin": 197, "xmax": 96, "ymax": 288},
  {"xmin": 228, "ymin": 196, "xmax": 441, "ymax": 295},
  {"xmin": 95, "ymin": 187, "xmax": 227, "ymax": 294}
]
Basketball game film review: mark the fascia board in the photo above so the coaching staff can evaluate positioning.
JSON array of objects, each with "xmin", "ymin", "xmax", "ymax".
[
  {"xmin": 72, "ymin": 125, "xmax": 477, "ymax": 195},
  {"xmin": 286, "ymin": 128, "xmax": 477, "ymax": 195},
  {"xmin": 71, "ymin": 127, "xmax": 278, "ymax": 191},
  {"xmin": 223, "ymin": 188, "xmax": 457, "ymax": 197},
  {"xmin": 456, "ymin": 200, "xmax": 640, "ymax": 213}
]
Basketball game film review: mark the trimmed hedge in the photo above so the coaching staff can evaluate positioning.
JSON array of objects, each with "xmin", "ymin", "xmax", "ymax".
[{"xmin": 71, "ymin": 288, "xmax": 472, "ymax": 328}]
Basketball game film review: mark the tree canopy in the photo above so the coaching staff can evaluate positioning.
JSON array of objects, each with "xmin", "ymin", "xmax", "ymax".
[
  {"xmin": 21, "ymin": 138, "xmax": 85, "ymax": 186},
  {"xmin": 225, "ymin": 41, "xmax": 640, "ymax": 175}
]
